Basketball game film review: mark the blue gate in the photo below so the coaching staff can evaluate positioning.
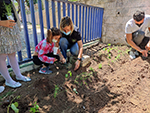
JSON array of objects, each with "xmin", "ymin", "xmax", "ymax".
[{"xmin": 18, "ymin": 0, "xmax": 104, "ymax": 65}]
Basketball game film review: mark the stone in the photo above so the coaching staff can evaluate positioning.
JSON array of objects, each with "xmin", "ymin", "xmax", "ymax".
[{"xmin": 81, "ymin": 54, "xmax": 91, "ymax": 67}]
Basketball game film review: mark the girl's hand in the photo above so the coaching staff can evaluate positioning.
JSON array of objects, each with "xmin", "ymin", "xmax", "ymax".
[
  {"xmin": 60, "ymin": 58, "xmax": 66, "ymax": 64},
  {"xmin": 54, "ymin": 58, "xmax": 58, "ymax": 62},
  {"xmin": 0, "ymin": 20, "xmax": 16, "ymax": 29},
  {"xmin": 74, "ymin": 60, "xmax": 81, "ymax": 71}
]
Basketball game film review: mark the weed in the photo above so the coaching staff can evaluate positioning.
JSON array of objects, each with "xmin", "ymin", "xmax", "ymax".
[{"xmin": 29, "ymin": 102, "xmax": 39, "ymax": 113}]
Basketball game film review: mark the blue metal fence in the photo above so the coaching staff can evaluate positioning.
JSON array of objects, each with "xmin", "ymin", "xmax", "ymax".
[{"xmin": 19, "ymin": 0, "xmax": 104, "ymax": 64}]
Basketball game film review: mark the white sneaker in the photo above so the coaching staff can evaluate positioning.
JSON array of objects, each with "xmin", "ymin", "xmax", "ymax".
[
  {"xmin": 129, "ymin": 51, "xmax": 136, "ymax": 59},
  {"xmin": 0, "ymin": 86, "xmax": 5, "ymax": 93}
]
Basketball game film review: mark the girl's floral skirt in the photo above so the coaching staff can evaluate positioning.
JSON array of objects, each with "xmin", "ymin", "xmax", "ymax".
[{"xmin": 0, "ymin": 24, "xmax": 22, "ymax": 54}]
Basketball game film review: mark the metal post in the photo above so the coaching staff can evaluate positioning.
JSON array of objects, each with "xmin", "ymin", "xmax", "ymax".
[
  {"xmin": 45, "ymin": 0, "xmax": 50, "ymax": 29},
  {"xmin": 38, "ymin": 0, "xmax": 45, "ymax": 40},
  {"xmin": 20, "ymin": 0, "xmax": 31, "ymax": 58}
]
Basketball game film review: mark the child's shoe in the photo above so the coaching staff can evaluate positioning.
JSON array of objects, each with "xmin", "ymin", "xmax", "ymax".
[
  {"xmin": 5, "ymin": 82, "xmax": 22, "ymax": 88},
  {"xmin": 16, "ymin": 76, "xmax": 31, "ymax": 82},
  {"xmin": 39, "ymin": 67, "xmax": 52, "ymax": 74},
  {"xmin": 0, "ymin": 86, "xmax": 5, "ymax": 93}
]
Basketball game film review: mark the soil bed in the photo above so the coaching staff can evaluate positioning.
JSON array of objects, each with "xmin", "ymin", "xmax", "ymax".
[{"xmin": 0, "ymin": 43, "xmax": 150, "ymax": 113}]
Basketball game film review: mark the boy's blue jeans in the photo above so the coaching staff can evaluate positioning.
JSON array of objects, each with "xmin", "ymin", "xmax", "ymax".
[{"xmin": 59, "ymin": 37, "xmax": 79, "ymax": 59}]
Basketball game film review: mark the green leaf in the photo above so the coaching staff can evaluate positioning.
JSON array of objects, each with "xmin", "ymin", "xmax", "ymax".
[
  {"xmin": 65, "ymin": 74, "xmax": 68, "ymax": 78},
  {"xmin": 68, "ymin": 71, "xmax": 72, "ymax": 76},
  {"xmin": 107, "ymin": 43, "xmax": 111, "ymax": 46},
  {"xmin": 11, "ymin": 103, "xmax": 19, "ymax": 113},
  {"xmin": 35, "ymin": 104, "xmax": 39, "ymax": 109},
  {"xmin": 98, "ymin": 64, "xmax": 102, "ymax": 69},
  {"xmin": 17, "ymin": 96, "xmax": 20, "ymax": 99},
  {"xmin": 13, "ymin": 102, "xmax": 18, "ymax": 107}
]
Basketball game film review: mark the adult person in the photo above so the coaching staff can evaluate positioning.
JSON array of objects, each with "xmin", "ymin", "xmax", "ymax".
[
  {"xmin": 0, "ymin": 0, "xmax": 31, "ymax": 90},
  {"xmin": 125, "ymin": 10, "xmax": 150, "ymax": 59},
  {"xmin": 59, "ymin": 16, "xmax": 83, "ymax": 71}
]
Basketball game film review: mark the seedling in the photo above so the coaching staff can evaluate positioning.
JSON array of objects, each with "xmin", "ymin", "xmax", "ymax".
[
  {"xmin": 7, "ymin": 95, "xmax": 20, "ymax": 113},
  {"xmin": 74, "ymin": 72, "xmax": 93, "ymax": 87},
  {"xmin": 65, "ymin": 71, "xmax": 72, "ymax": 78},
  {"xmin": 89, "ymin": 67, "xmax": 94, "ymax": 71},
  {"xmin": 54, "ymin": 85, "xmax": 60, "ymax": 98},
  {"xmin": 103, "ymin": 48, "xmax": 107, "ymax": 51},
  {"xmin": 11, "ymin": 102, "xmax": 19, "ymax": 113},
  {"xmin": 107, "ymin": 48, "xmax": 113, "ymax": 53},
  {"xmin": 68, "ymin": 71, "xmax": 72, "ymax": 77},
  {"xmin": 73, "ymin": 88, "xmax": 78, "ymax": 94},
  {"xmin": 65, "ymin": 74, "xmax": 68, "ymax": 78},
  {"xmin": 115, "ymin": 54, "xmax": 121, "ymax": 60},
  {"xmin": 107, "ymin": 43, "xmax": 111, "ymax": 46},
  {"xmin": 29, "ymin": 102, "xmax": 39, "ymax": 113},
  {"xmin": 117, "ymin": 50, "xmax": 122, "ymax": 53},
  {"xmin": 107, "ymin": 53, "xmax": 111, "ymax": 59},
  {"xmin": 98, "ymin": 63, "xmax": 102, "ymax": 69}
]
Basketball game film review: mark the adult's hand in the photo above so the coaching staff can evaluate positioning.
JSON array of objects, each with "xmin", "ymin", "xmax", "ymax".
[
  {"xmin": 0, "ymin": 20, "xmax": 16, "ymax": 29},
  {"xmin": 60, "ymin": 58, "xmax": 66, "ymax": 64},
  {"xmin": 140, "ymin": 50, "xmax": 148, "ymax": 57},
  {"xmin": 74, "ymin": 60, "xmax": 81, "ymax": 71}
]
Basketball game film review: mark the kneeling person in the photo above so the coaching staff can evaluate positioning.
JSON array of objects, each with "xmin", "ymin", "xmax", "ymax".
[
  {"xmin": 33, "ymin": 27, "xmax": 66, "ymax": 74},
  {"xmin": 125, "ymin": 10, "xmax": 150, "ymax": 59}
]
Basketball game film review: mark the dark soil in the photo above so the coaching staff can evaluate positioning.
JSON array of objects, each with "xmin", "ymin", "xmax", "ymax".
[{"xmin": 0, "ymin": 43, "xmax": 150, "ymax": 113}]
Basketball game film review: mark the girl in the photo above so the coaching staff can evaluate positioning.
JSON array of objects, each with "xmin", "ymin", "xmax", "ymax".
[
  {"xmin": 33, "ymin": 27, "xmax": 66, "ymax": 74},
  {"xmin": 0, "ymin": 0, "xmax": 31, "ymax": 90},
  {"xmin": 59, "ymin": 16, "xmax": 83, "ymax": 71}
]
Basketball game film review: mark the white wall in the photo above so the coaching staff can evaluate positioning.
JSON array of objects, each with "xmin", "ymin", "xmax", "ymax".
[{"xmin": 80, "ymin": 0, "xmax": 150, "ymax": 45}]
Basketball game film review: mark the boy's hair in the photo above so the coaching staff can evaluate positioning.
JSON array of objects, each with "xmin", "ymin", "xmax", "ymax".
[
  {"xmin": 60, "ymin": 16, "xmax": 74, "ymax": 34},
  {"xmin": 46, "ymin": 27, "xmax": 61, "ymax": 44},
  {"xmin": 133, "ymin": 10, "xmax": 145, "ymax": 22}
]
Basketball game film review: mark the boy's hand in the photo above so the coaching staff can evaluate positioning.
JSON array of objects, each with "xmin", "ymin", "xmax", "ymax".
[{"xmin": 140, "ymin": 50, "xmax": 148, "ymax": 57}]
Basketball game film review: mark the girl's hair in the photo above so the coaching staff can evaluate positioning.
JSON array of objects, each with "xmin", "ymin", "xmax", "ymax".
[
  {"xmin": 46, "ymin": 27, "xmax": 61, "ymax": 44},
  {"xmin": 60, "ymin": 16, "xmax": 74, "ymax": 34}
]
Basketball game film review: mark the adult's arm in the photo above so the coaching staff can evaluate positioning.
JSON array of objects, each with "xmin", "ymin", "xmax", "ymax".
[
  {"xmin": 148, "ymin": 27, "xmax": 150, "ymax": 32},
  {"xmin": 74, "ymin": 40, "xmax": 83, "ymax": 71},
  {"xmin": 0, "ymin": 20, "xmax": 16, "ymax": 28},
  {"xmin": 77, "ymin": 40, "xmax": 83, "ymax": 59},
  {"xmin": 126, "ymin": 33, "xmax": 148, "ymax": 57}
]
